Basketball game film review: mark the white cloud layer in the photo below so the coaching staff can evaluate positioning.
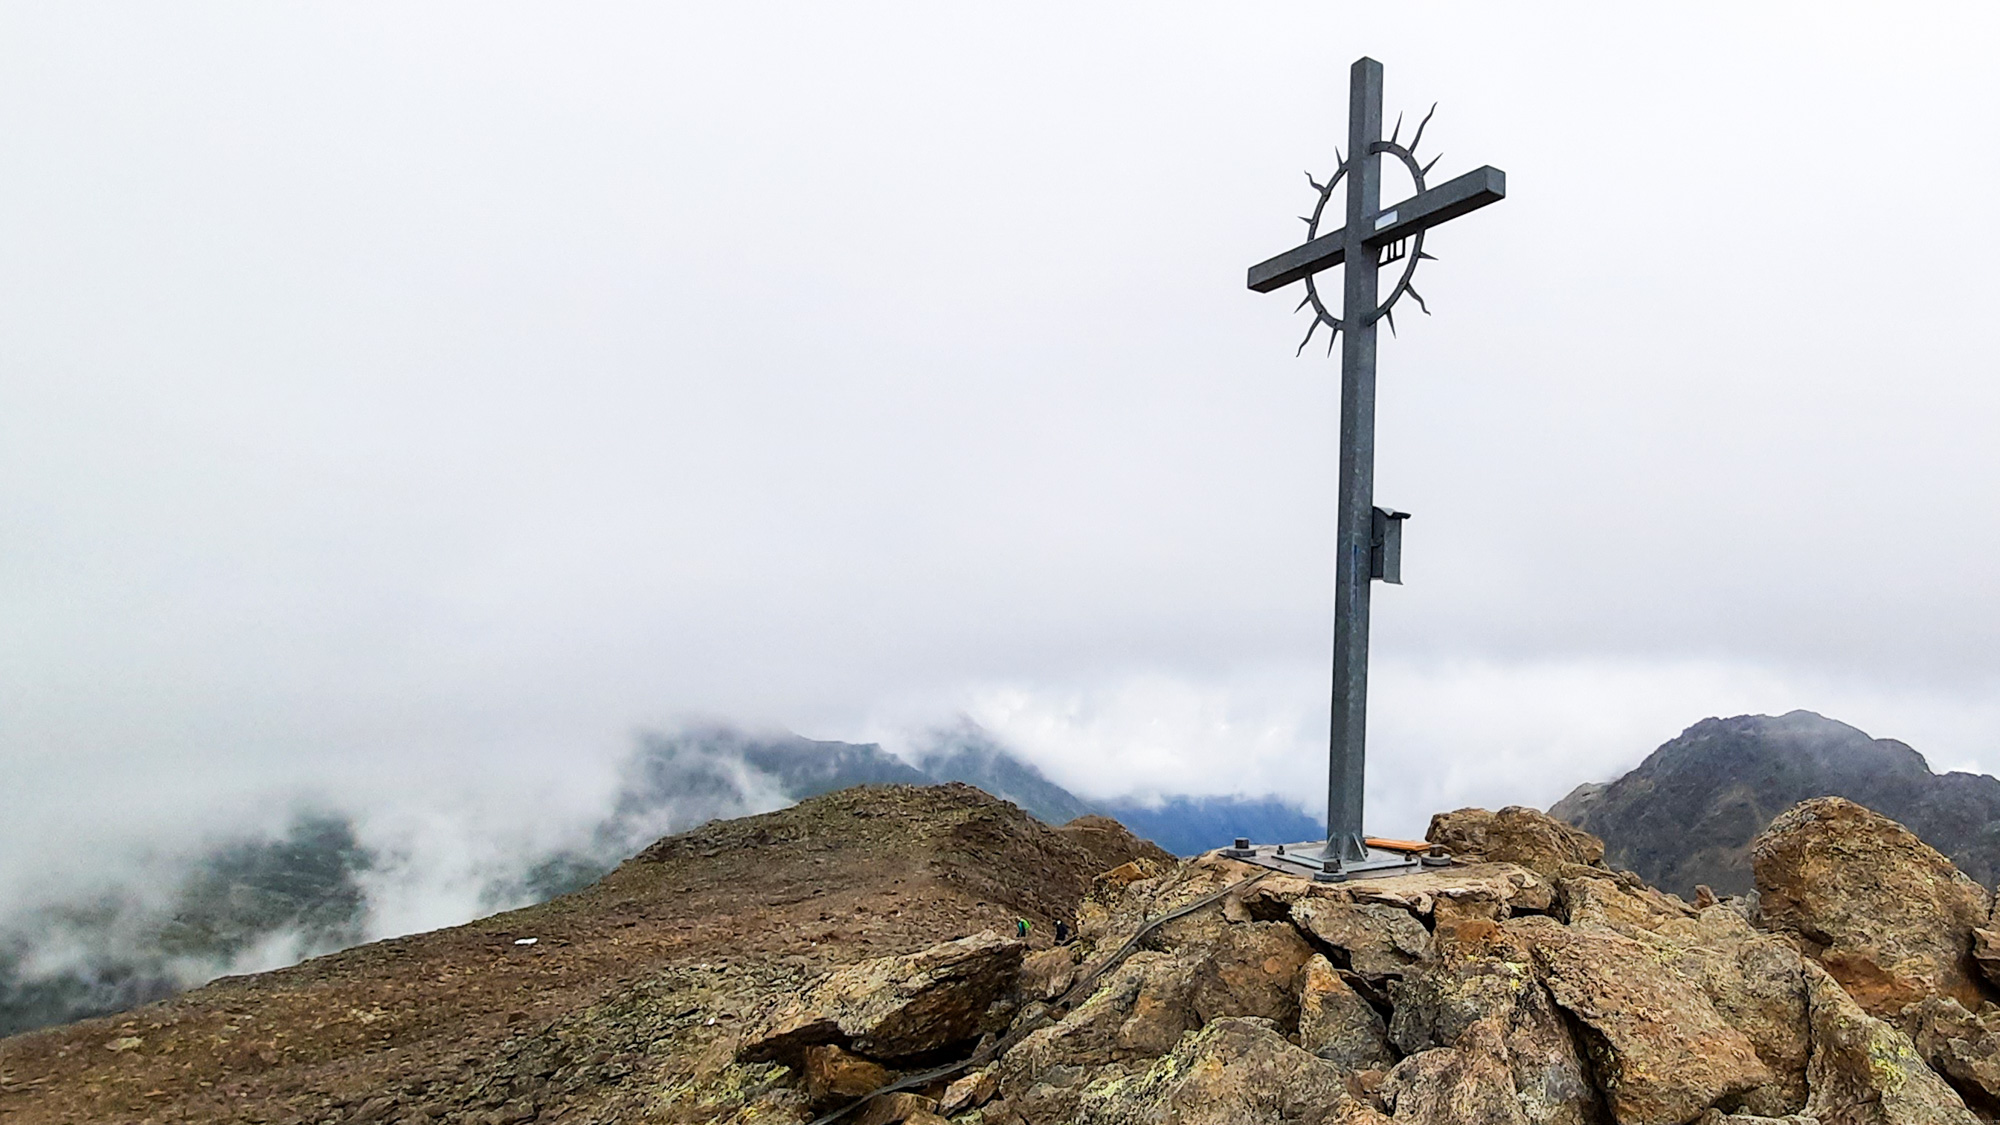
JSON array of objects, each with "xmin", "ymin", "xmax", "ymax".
[
  {"xmin": 867, "ymin": 657, "xmax": 2000, "ymax": 841},
  {"xmin": 3, "ymin": 4, "xmax": 1999, "ymax": 898}
]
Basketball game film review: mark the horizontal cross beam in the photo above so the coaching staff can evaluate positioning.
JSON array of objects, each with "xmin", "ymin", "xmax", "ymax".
[{"xmin": 1245, "ymin": 165, "xmax": 1507, "ymax": 293}]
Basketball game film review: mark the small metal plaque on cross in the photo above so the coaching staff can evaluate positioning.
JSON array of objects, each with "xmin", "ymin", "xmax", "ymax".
[{"xmin": 1235, "ymin": 57, "xmax": 1505, "ymax": 882}]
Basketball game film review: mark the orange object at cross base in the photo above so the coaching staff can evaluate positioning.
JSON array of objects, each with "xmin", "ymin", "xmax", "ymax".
[{"xmin": 1363, "ymin": 837, "xmax": 1433, "ymax": 854}]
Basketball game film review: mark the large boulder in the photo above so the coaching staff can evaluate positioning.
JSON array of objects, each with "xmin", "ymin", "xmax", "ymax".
[
  {"xmin": 1557, "ymin": 870, "xmax": 1696, "ymax": 934},
  {"xmin": 1184, "ymin": 921, "xmax": 1317, "ymax": 1029},
  {"xmin": 1426, "ymin": 806, "xmax": 1607, "ymax": 879},
  {"xmin": 1299, "ymin": 954, "xmax": 1395, "ymax": 1071},
  {"xmin": 1001, "ymin": 950, "xmax": 1197, "ymax": 1071},
  {"xmin": 990, "ymin": 924, "xmax": 1312, "ymax": 1121},
  {"xmin": 1752, "ymin": 798, "xmax": 1993, "ymax": 1016},
  {"xmin": 1073, "ymin": 1017, "xmax": 1389, "ymax": 1125},
  {"xmin": 996, "ymin": 915, "xmax": 1317, "ymax": 1075},
  {"xmin": 1800, "ymin": 961, "xmax": 1981, "ymax": 1125},
  {"xmin": 1524, "ymin": 916, "xmax": 1774, "ymax": 1125},
  {"xmin": 737, "ymin": 930, "xmax": 1025, "ymax": 1065}
]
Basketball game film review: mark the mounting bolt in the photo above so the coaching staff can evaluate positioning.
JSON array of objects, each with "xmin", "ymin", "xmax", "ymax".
[{"xmin": 1313, "ymin": 858, "xmax": 1348, "ymax": 884}]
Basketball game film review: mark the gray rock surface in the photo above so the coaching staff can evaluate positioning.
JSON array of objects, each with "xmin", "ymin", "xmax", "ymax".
[
  {"xmin": 1650, "ymin": 907, "xmax": 1812, "ymax": 1116},
  {"xmin": 1382, "ymin": 1018, "xmax": 1530, "ymax": 1125},
  {"xmin": 1291, "ymin": 899, "xmax": 1432, "ymax": 983}
]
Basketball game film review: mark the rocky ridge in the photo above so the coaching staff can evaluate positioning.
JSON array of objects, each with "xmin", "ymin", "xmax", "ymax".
[
  {"xmin": 5, "ymin": 785, "xmax": 2000, "ymax": 1125},
  {"xmin": 727, "ymin": 796, "xmax": 2000, "ymax": 1125}
]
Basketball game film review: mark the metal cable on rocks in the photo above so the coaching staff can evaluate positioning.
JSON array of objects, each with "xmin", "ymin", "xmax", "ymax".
[{"xmin": 806, "ymin": 868, "xmax": 1273, "ymax": 1125}]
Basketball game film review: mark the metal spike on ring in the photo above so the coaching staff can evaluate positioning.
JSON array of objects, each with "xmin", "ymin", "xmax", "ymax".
[{"xmin": 1408, "ymin": 103, "xmax": 1437, "ymax": 155}]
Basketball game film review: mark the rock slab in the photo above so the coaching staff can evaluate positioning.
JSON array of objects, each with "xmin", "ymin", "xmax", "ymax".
[
  {"xmin": 1074, "ymin": 1017, "xmax": 1388, "ymax": 1125},
  {"xmin": 1426, "ymin": 806, "xmax": 1607, "ymax": 880},
  {"xmin": 1526, "ymin": 917, "xmax": 1774, "ymax": 1125},
  {"xmin": 738, "ymin": 929, "xmax": 1025, "ymax": 1064}
]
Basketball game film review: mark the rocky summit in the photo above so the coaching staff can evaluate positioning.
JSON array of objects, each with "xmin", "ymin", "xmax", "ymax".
[{"xmin": 4, "ymin": 786, "xmax": 2000, "ymax": 1125}]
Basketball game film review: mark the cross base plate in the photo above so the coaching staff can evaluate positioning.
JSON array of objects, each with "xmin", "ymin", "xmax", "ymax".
[{"xmin": 1217, "ymin": 840, "xmax": 1449, "ymax": 882}]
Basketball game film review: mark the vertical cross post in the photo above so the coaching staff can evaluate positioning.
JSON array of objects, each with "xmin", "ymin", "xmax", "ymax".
[
  {"xmin": 1327, "ymin": 57, "xmax": 1382, "ymax": 865},
  {"xmin": 1246, "ymin": 56, "xmax": 1504, "ymax": 877}
]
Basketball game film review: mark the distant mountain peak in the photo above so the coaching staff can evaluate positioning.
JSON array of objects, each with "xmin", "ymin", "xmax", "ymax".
[{"xmin": 1552, "ymin": 711, "xmax": 2000, "ymax": 897}]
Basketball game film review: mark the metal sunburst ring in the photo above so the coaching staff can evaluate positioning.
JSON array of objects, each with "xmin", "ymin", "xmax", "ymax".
[{"xmin": 1295, "ymin": 103, "xmax": 1445, "ymax": 354}]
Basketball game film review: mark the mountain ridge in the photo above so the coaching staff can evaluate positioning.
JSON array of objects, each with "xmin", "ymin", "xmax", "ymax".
[{"xmin": 0, "ymin": 724, "xmax": 1318, "ymax": 1038}]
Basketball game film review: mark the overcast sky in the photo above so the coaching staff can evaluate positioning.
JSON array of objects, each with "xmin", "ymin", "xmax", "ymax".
[{"xmin": 5, "ymin": 4, "xmax": 2000, "ymax": 882}]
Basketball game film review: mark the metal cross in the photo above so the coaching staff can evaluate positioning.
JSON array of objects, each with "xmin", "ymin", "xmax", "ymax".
[{"xmin": 1246, "ymin": 57, "xmax": 1505, "ymax": 872}]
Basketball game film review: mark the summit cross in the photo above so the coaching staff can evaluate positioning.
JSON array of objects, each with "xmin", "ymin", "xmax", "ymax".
[{"xmin": 1245, "ymin": 56, "xmax": 1505, "ymax": 875}]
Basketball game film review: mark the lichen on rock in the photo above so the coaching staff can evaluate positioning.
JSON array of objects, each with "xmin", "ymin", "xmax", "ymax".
[
  {"xmin": 1073, "ymin": 1016, "xmax": 1387, "ymax": 1125},
  {"xmin": 1800, "ymin": 960, "xmax": 1982, "ymax": 1125},
  {"xmin": 1298, "ymin": 954, "xmax": 1394, "ymax": 1071}
]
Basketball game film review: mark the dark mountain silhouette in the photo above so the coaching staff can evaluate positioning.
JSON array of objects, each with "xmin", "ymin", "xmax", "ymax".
[
  {"xmin": 1551, "ymin": 710, "xmax": 2000, "ymax": 897},
  {"xmin": 583, "ymin": 724, "xmax": 1320, "ymax": 862}
]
